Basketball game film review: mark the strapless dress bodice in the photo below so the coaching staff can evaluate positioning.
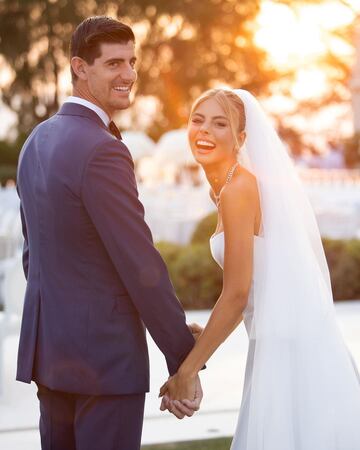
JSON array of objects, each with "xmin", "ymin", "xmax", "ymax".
[{"xmin": 209, "ymin": 231, "xmax": 263, "ymax": 269}]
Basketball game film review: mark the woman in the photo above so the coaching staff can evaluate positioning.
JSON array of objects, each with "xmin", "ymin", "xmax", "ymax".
[{"xmin": 160, "ymin": 89, "xmax": 360, "ymax": 449}]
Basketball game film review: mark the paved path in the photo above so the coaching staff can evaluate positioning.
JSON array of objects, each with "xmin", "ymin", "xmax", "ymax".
[{"xmin": 1, "ymin": 303, "xmax": 359, "ymax": 449}]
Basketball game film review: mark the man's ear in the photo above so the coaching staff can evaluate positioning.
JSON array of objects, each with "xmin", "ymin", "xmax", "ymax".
[{"xmin": 71, "ymin": 56, "xmax": 88, "ymax": 81}]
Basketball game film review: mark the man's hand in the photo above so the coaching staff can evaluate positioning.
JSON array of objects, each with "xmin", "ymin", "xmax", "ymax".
[
  {"xmin": 159, "ymin": 374, "xmax": 203, "ymax": 419},
  {"xmin": 187, "ymin": 323, "xmax": 203, "ymax": 341}
]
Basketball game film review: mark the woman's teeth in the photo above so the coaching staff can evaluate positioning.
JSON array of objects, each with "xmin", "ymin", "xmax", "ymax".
[{"xmin": 196, "ymin": 140, "xmax": 216, "ymax": 150}]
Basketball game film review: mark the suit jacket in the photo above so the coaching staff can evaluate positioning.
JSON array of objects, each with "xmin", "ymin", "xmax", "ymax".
[{"xmin": 16, "ymin": 102, "xmax": 195, "ymax": 395}]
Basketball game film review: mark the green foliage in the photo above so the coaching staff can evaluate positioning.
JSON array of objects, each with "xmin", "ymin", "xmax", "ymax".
[
  {"xmin": 155, "ymin": 241, "xmax": 184, "ymax": 284},
  {"xmin": 156, "ymin": 214, "xmax": 223, "ymax": 309},
  {"xmin": 171, "ymin": 243, "xmax": 222, "ymax": 309},
  {"xmin": 156, "ymin": 240, "xmax": 222, "ymax": 309},
  {"xmin": 0, "ymin": 165, "xmax": 17, "ymax": 186},
  {"xmin": 190, "ymin": 212, "xmax": 218, "ymax": 245},
  {"xmin": 0, "ymin": 132, "xmax": 27, "ymax": 184},
  {"xmin": 323, "ymin": 238, "xmax": 360, "ymax": 300},
  {"xmin": 0, "ymin": 0, "xmax": 86, "ymax": 134},
  {"xmin": 143, "ymin": 437, "xmax": 232, "ymax": 449},
  {"xmin": 0, "ymin": 132, "xmax": 27, "ymax": 164},
  {"xmin": 343, "ymin": 133, "xmax": 360, "ymax": 168},
  {"xmin": 156, "ymin": 215, "xmax": 360, "ymax": 311},
  {"xmin": 156, "ymin": 241, "xmax": 184, "ymax": 264}
]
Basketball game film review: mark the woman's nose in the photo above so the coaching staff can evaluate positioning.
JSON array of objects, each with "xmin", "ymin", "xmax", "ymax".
[{"xmin": 199, "ymin": 121, "xmax": 210, "ymax": 133}]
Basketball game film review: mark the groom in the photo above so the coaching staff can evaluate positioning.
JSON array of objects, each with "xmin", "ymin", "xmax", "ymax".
[{"xmin": 16, "ymin": 16, "xmax": 201, "ymax": 450}]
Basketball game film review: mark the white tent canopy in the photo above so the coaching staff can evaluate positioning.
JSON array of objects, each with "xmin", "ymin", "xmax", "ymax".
[
  {"xmin": 121, "ymin": 131, "xmax": 156, "ymax": 161},
  {"xmin": 153, "ymin": 129, "xmax": 195, "ymax": 166}
]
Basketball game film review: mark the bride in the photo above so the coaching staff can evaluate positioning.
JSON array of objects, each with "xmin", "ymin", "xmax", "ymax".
[{"xmin": 159, "ymin": 88, "xmax": 360, "ymax": 449}]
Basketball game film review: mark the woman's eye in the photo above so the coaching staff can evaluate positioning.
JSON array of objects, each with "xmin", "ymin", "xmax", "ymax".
[
  {"xmin": 192, "ymin": 118, "xmax": 202, "ymax": 124},
  {"xmin": 215, "ymin": 122, "xmax": 226, "ymax": 127}
]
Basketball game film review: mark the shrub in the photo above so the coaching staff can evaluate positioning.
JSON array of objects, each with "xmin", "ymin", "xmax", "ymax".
[
  {"xmin": 155, "ymin": 241, "xmax": 183, "ymax": 265},
  {"xmin": 156, "ymin": 229, "xmax": 360, "ymax": 311},
  {"xmin": 323, "ymin": 239, "xmax": 360, "ymax": 300},
  {"xmin": 343, "ymin": 133, "xmax": 360, "ymax": 168},
  {"xmin": 0, "ymin": 132, "xmax": 28, "ymax": 185},
  {"xmin": 191, "ymin": 212, "xmax": 218, "ymax": 245},
  {"xmin": 0, "ymin": 164, "xmax": 17, "ymax": 186},
  {"xmin": 155, "ymin": 241, "xmax": 184, "ymax": 285},
  {"xmin": 171, "ymin": 243, "xmax": 222, "ymax": 309},
  {"xmin": 156, "ymin": 240, "xmax": 222, "ymax": 309}
]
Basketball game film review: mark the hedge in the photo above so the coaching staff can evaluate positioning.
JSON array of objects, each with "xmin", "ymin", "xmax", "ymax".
[{"xmin": 156, "ymin": 214, "xmax": 360, "ymax": 310}]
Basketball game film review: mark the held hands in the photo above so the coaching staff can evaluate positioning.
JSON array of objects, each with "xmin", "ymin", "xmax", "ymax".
[
  {"xmin": 159, "ymin": 373, "xmax": 203, "ymax": 419},
  {"xmin": 187, "ymin": 322, "xmax": 203, "ymax": 341},
  {"xmin": 159, "ymin": 323, "xmax": 203, "ymax": 419}
]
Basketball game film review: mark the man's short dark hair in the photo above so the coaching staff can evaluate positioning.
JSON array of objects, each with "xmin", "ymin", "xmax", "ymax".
[{"xmin": 70, "ymin": 16, "xmax": 135, "ymax": 83}]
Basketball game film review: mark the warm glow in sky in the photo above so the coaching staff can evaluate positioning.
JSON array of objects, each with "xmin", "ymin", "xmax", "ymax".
[
  {"xmin": 1, "ymin": 0, "xmax": 360, "ymax": 143},
  {"xmin": 255, "ymin": 1, "xmax": 355, "ymax": 68},
  {"xmin": 255, "ymin": 0, "xmax": 357, "ymax": 101}
]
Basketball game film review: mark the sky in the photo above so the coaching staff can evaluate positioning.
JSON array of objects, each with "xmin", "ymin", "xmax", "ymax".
[{"xmin": 254, "ymin": 0, "xmax": 360, "ymax": 150}]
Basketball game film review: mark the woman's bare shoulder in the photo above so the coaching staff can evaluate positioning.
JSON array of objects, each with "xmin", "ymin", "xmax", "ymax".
[{"xmin": 221, "ymin": 168, "xmax": 259, "ymax": 208}]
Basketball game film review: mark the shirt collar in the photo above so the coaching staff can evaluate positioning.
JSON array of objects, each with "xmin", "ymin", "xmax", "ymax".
[{"xmin": 64, "ymin": 96, "xmax": 110, "ymax": 127}]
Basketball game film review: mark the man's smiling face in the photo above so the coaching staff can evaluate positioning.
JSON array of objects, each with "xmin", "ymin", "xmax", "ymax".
[{"xmin": 73, "ymin": 40, "xmax": 137, "ymax": 117}]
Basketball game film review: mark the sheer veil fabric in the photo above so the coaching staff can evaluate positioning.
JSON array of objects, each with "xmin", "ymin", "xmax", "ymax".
[{"xmin": 229, "ymin": 89, "xmax": 360, "ymax": 450}]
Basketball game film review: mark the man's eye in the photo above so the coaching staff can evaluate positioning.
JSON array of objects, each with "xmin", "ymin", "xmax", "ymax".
[{"xmin": 109, "ymin": 62, "xmax": 118, "ymax": 67}]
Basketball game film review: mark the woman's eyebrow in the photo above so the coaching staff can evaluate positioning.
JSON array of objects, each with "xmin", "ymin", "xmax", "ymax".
[{"xmin": 192, "ymin": 113, "xmax": 229, "ymax": 121}]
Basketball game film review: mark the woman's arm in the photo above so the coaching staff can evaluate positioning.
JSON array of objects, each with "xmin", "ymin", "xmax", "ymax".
[{"xmin": 160, "ymin": 173, "xmax": 259, "ymax": 402}]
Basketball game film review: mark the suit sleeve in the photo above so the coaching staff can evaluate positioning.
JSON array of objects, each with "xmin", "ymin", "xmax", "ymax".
[{"xmin": 82, "ymin": 140, "xmax": 195, "ymax": 375}]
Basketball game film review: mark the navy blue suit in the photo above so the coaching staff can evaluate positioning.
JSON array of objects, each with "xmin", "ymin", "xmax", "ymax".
[{"xmin": 16, "ymin": 103, "xmax": 195, "ymax": 449}]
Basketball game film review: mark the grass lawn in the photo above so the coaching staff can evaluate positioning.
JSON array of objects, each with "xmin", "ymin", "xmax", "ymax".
[{"xmin": 142, "ymin": 437, "xmax": 232, "ymax": 449}]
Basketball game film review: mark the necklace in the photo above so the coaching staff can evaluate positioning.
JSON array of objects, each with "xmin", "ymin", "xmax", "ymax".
[{"xmin": 214, "ymin": 162, "xmax": 239, "ymax": 206}]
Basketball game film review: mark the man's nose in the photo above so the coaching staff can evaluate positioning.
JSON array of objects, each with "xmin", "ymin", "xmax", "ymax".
[{"xmin": 122, "ymin": 64, "xmax": 137, "ymax": 82}]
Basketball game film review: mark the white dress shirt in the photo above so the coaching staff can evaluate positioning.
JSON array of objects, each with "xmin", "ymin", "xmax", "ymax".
[{"xmin": 64, "ymin": 96, "xmax": 110, "ymax": 127}]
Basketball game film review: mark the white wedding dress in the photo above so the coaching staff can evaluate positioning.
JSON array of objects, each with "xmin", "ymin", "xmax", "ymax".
[{"xmin": 210, "ymin": 230, "xmax": 360, "ymax": 450}]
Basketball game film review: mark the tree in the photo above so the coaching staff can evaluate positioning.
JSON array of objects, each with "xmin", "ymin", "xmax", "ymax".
[
  {"xmin": 0, "ymin": 0, "xmax": 279, "ymax": 139},
  {"xmin": 0, "ymin": 0, "xmax": 87, "ymax": 134}
]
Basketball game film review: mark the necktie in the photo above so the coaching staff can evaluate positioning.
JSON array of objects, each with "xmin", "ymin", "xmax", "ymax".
[{"xmin": 108, "ymin": 121, "xmax": 122, "ymax": 140}]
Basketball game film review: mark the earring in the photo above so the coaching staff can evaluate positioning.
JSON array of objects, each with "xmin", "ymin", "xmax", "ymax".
[{"xmin": 237, "ymin": 148, "xmax": 245, "ymax": 166}]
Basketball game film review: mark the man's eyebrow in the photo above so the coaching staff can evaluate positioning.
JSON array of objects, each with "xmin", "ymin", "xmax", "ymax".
[
  {"xmin": 192, "ymin": 112, "xmax": 228, "ymax": 120},
  {"xmin": 105, "ymin": 56, "xmax": 137, "ymax": 64}
]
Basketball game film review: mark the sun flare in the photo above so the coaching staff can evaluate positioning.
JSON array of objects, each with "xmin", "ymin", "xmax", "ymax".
[{"xmin": 255, "ymin": 0, "xmax": 356, "ymax": 70}]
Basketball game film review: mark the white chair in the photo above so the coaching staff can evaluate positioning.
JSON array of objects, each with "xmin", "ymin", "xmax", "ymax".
[
  {"xmin": 0, "ymin": 253, "xmax": 26, "ymax": 396},
  {"xmin": 0, "ymin": 210, "xmax": 18, "ymax": 259}
]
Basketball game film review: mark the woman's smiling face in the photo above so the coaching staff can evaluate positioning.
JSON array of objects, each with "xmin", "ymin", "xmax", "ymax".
[{"xmin": 188, "ymin": 97, "xmax": 241, "ymax": 167}]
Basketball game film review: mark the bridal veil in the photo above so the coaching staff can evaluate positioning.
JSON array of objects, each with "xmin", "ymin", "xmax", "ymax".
[{"xmin": 231, "ymin": 89, "xmax": 360, "ymax": 450}]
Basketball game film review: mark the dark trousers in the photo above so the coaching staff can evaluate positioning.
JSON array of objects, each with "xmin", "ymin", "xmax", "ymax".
[{"xmin": 36, "ymin": 384, "xmax": 145, "ymax": 450}]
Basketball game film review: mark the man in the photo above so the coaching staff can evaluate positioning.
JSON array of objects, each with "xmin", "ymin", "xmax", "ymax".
[{"xmin": 16, "ymin": 16, "xmax": 202, "ymax": 450}]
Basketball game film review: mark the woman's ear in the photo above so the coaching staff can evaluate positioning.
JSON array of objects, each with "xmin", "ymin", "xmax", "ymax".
[{"xmin": 237, "ymin": 130, "xmax": 246, "ymax": 149}]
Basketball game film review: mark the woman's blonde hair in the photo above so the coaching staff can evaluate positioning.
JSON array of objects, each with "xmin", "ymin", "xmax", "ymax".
[{"xmin": 190, "ymin": 89, "xmax": 246, "ymax": 151}]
